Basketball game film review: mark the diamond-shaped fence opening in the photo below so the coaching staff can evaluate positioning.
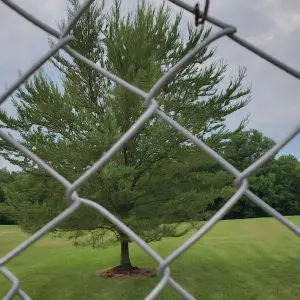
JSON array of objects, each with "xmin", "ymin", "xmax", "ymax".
[{"xmin": 0, "ymin": 0, "xmax": 299, "ymax": 299}]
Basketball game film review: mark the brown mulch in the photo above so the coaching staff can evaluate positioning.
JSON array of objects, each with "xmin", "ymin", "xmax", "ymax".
[{"xmin": 99, "ymin": 265, "xmax": 156, "ymax": 279}]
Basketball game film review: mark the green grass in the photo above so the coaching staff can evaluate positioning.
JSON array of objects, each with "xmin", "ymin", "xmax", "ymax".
[{"xmin": 1, "ymin": 217, "xmax": 299, "ymax": 299}]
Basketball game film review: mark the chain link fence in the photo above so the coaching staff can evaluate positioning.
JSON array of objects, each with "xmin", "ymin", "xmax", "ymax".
[{"xmin": 0, "ymin": 0, "xmax": 299, "ymax": 299}]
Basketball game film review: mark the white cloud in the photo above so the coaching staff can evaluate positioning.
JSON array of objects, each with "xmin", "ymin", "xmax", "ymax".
[
  {"xmin": 274, "ymin": 12, "xmax": 300, "ymax": 32},
  {"xmin": 247, "ymin": 32, "xmax": 275, "ymax": 46}
]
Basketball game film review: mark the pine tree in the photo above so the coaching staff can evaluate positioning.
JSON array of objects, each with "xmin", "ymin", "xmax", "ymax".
[{"xmin": 0, "ymin": 0, "xmax": 250, "ymax": 270}]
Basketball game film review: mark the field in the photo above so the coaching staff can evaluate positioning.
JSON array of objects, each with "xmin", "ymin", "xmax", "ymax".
[{"xmin": 1, "ymin": 217, "xmax": 300, "ymax": 299}]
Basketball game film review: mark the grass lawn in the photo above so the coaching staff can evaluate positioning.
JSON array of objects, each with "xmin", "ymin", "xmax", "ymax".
[{"xmin": 1, "ymin": 217, "xmax": 299, "ymax": 299}]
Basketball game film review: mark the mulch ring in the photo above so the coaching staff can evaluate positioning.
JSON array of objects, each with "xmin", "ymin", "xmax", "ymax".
[{"xmin": 99, "ymin": 265, "xmax": 156, "ymax": 279}]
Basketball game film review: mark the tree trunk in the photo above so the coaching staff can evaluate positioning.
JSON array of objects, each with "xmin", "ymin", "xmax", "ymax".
[{"xmin": 120, "ymin": 239, "xmax": 132, "ymax": 269}]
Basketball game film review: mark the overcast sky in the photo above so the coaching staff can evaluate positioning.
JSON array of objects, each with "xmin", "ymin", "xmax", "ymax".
[{"xmin": 0, "ymin": 0, "xmax": 299, "ymax": 171}]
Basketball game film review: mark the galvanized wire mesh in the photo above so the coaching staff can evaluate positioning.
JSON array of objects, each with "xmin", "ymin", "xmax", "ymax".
[{"xmin": 0, "ymin": 0, "xmax": 299, "ymax": 299}]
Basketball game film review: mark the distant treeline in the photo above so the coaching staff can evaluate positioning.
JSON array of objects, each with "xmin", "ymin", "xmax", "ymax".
[{"xmin": 1, "ymin": 130, "xmax": 299, "ymax": 226}]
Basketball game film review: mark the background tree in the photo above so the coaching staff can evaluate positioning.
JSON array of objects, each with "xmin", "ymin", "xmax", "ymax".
[
  {"xmin": 212, "ymin": 130, "xmax": 300, "ymax": 219},
  {"xmin": 0, "ymin": 169, "xmax": 15, "ymax": 225},
  {"xmin": 250, "ymin": 155, "xmax": 300, "ymax": 216},
  {"xmin": 222, "ymin": 129, "xmax": 275, "ymax": 170},
  {"xmin": 0, "ymin": 0, "xmax": 250, "ymax": 270},
  {"xmin": 219, "ymin": 129, "xmax": 275, "ymax": 219}
]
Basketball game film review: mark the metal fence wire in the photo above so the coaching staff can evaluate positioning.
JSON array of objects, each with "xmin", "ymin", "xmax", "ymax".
[{"xmin": 0, "ymin": 0, "xmax": 299, "ymax": 299}]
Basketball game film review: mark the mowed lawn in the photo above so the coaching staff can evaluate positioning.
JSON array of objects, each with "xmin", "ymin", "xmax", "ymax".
[{"xmin": 1, "ymin": 217, "xmax": 299, "ymax": 299}]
